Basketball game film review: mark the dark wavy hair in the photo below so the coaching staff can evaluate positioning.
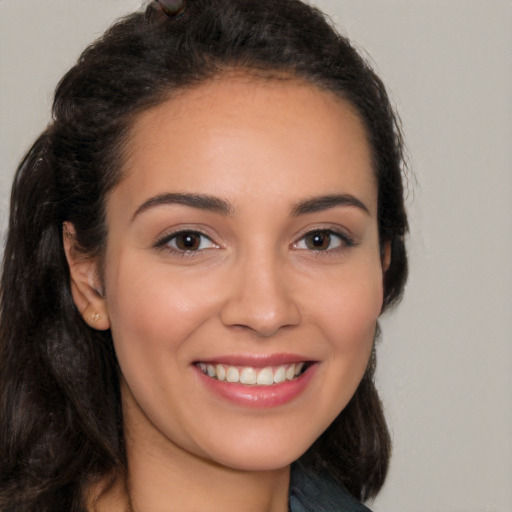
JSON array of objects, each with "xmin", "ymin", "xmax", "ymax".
[{"xmin": 0, "ymin": 0, "xmax": 408, "ymax": 510}]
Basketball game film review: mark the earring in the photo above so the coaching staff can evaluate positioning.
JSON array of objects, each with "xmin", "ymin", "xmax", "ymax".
[{"xmin": 90, "ymin": 312, "xmax": 101, "ymax": 323}]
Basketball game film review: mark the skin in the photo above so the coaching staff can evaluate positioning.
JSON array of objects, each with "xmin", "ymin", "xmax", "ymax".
[{"xmin": 66, "ymin": 75, "xmax": 389, "ymax": 512}]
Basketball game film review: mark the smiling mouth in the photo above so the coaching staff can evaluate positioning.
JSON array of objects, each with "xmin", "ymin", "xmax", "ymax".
[{"xmin": 195, "ymin": 362, "xmax": 311, "ymax": 386}]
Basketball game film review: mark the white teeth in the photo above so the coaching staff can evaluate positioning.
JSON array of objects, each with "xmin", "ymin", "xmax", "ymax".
[
  {"xmin": 215, "ymin": 363, "xmax": 226, "ymax": 381},
  {"xmin": 198, "ymin": 362, "xmax": 307, "ymax": 386},
  {"xmin": 240, "ymin": 367, "xmax": 257, "ymax": 385},
  {"xmin": 256, "ymin": 367, "xmax": 274, "ymax": 386},
  {"xmin": 273, "ymin": 366, "xmax": 286, "ymax": 384},
  {"xmin": 285, "ymin": 365, "xmax": 295, "ymax": 381},
  {"xmin": 226, "ymin": 366, "xmax": 240, "ymax": 383}
]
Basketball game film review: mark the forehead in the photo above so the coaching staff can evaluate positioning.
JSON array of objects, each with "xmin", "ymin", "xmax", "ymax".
[{"xmin": 117, "ymin": 75, "xmax": 376, "ymax": 216}]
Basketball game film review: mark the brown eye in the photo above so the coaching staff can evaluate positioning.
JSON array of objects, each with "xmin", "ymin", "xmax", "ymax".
[
  {"xmin": 163, "ymin": 231, "xmax": 217, "ymax": 252},
  {"xmin": 304, "ymin": 231, "xmax": 332, "ymax": 250},
  {"xmin": 174, "ymin": 232, "xmax": 201, "ymax": 250},
  {"xmin": 295, "ymin": 230, "xmax": 351, "ymax": 252}
]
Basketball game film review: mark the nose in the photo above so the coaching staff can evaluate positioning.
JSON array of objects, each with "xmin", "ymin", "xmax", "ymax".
[{"xmin": 220, "ymin": 252, "xmax": 301, "ymax": 337}]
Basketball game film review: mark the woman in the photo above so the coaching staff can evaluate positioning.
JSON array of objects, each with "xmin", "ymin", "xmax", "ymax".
[{"xmin": 0, "ymin": 0, "xmax": 408, "ymax": 510}]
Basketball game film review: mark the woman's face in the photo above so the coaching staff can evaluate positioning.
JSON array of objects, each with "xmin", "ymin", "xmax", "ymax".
[{"xmin": 99, "ymin": 76, "xmax": 386, "ymax": 471}]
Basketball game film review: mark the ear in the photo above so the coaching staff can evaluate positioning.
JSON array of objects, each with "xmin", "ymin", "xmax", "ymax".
[
  {"xmin": 381, "ymin": 239, "xmax": 392, "ymax": 273},
  {"xmin": 63, "ymin": 222, "xmax": 110, "ymax": 330}
]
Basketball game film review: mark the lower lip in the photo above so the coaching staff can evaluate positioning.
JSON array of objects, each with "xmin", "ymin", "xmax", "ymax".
[{"xmin": 195, "ymin": 364, "xmax": 317, "ymax": 408}]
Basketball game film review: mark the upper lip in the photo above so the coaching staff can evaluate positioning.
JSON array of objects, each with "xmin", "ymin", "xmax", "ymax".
[{"xmin": 193, "ymin": 353, "xmax": 316, "ymax": 367}]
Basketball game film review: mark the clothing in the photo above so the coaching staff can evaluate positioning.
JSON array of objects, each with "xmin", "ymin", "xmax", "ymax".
[{"xmin": 289, "ymin": 462, "xmax": 372, "ymax": 512}]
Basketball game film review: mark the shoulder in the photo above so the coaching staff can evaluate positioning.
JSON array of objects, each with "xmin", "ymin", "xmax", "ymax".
[{"xmin": 289, "ymin": 462, "xmax": 373, "ymax": 512}]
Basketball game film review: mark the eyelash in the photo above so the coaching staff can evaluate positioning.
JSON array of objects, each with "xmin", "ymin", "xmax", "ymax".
[
  {"xmin": 154, "ymin": 228, "xmax": 355, "ymax": 257},
  {"xmin": 154, "ymin": 230, "xmax": 219, "ymax": 257},
  {"xmin": 292, "ymin": 229, "xmax": 355, "ymax": 253}
]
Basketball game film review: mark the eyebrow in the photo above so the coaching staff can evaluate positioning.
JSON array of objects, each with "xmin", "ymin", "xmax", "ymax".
[
  {"xmin": 291, "ymin": 194, "xmax": 370, "ymax": 216},
  {"xmin": 131, "ymin": 192, "xmax": 233, "ymax": 221},
  {"xmin": 131, "ymin": 192, "xmax": 369, "ymax": 222}
]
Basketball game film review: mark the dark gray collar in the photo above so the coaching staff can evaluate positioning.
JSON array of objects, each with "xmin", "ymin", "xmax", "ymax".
[{"xmin": 289, "ymin": 462, "xmax": 373, "ymax": 512}]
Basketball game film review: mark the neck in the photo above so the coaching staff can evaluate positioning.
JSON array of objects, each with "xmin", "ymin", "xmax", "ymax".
[
  {"xmin": 125, "ymin": 412, "xmax": 290, "ymax": 512},
  {"xmin": 91, "ymin": 385, "xmax": 291, "ymax": 512},
  {"xmin": 125, "ymin": 454, "xmax": 290, "ymax": 512},
  {"xmin": 88, "ymin": 441, "xmax": 290, "ymax": 512}
]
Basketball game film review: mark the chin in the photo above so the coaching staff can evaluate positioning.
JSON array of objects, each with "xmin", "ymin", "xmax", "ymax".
[{"xmin": 198, "ymin": 431, "xmax": 317, "ymax": 473}]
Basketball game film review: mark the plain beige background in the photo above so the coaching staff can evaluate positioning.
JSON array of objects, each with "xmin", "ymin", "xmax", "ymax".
[{"xmin": 1, "ymin": 1, "xmax": 511, "ymax": 511}]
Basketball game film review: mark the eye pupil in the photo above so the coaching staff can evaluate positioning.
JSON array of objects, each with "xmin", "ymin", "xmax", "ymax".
[
  {"xmin": 306, "ymin": 231, "xmax": 330, "ymax": 250},
  {"xmin": 176, "ymin": 233, "xmax": 200, "ymax": 250}
]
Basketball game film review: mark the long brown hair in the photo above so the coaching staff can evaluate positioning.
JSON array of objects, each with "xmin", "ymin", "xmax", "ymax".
[{"xmin": 0, "ymin": 1, "xmax": 408, "ymax": 509}]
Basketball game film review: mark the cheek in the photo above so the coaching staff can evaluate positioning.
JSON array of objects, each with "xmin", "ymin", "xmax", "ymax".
[
  {"xmin": 291, "ymin": 263, "xmax": 383, "ymax": 435},
  {"xmin": 321, "ymin": 284, "xmax": 379, "ymax": 383},
  {"xmin": 308, "ymin": 261, "xmax": 384, "ymax": 349},
  {"xmin": 104, "ymin": 254, "xmax": 221, "ymax": 371}
]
